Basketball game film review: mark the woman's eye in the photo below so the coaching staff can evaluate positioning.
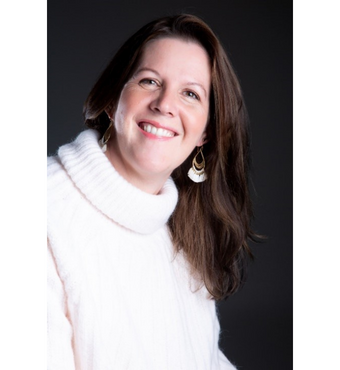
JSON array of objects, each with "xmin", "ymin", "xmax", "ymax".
[
  {"xmin": 184, "ymin": 91, "xmax": 200, "ymax": 100},
  {"xmin": 139, "ymin": 78, "xmax": 159, "ymax": 87}
]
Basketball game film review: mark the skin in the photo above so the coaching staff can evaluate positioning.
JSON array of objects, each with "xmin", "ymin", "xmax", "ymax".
[{"xmin": 106, "ymin": 37, "xmax": 211, "ymax": 194}]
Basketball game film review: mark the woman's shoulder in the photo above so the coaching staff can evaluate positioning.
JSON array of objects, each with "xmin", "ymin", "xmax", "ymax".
[
  {"xmin": 47, "ymin": 154, "xmax": 78, "ymax": 209},
  {"xmin": 47, "ymin": 155, "xmax": 69, "ymax": 190},
  {"xmin": 47, "ymin": 155, "xmax": 62, "ymax": 176}
]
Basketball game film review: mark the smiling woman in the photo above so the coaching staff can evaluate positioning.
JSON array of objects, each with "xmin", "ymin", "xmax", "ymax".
[
  {"xmin": 106, "ymin": 38, "xmax": 211, "ymax": 194},
  {"xmin": 48, "ymin": 14, "xmax": 255, "ymax": 370}
]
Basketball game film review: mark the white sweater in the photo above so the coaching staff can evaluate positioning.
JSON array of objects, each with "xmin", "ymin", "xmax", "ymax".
[{"xmin": 47, "ymin": 129, "xmax": 236, "ymax": 370}]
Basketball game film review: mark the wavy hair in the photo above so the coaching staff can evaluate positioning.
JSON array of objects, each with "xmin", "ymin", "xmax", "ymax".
[{"xmin": 84, "ymin": 14, "xmax": 256, "ymax": 300}]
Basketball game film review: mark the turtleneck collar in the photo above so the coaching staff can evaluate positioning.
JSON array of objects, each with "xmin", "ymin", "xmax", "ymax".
[{"xmin": 58, "ymin": 129, "xmax": 178, "ymax": 235}]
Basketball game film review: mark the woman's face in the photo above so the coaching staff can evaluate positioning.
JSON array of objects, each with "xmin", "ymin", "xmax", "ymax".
[{"xmin": 107, "ymin": 37, "xmax": 211, "ymax": 193}]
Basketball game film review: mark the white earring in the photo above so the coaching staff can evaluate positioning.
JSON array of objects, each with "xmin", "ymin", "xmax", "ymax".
[
  {"xmin": 99, "ymin": 118, "xmax": 113, "ymax": 153},
  {"xmin": 188, "ymin": 146, "xmax": 207, "ymax": 183}
]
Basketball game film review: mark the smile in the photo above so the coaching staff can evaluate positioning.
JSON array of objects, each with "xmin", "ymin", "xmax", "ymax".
[{"xmin": 140, "ymin": 123, "xmax": 176, "ymax": 138}]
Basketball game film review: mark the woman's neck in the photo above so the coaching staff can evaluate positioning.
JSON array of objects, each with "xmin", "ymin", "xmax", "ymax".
[{"xmin": 105, "ymin": 142, "xmax": 171, "ymax": 195}]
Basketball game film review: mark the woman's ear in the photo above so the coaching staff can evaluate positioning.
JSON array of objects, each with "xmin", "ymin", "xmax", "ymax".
[
  {"xmin": 105, "ymin": 105, "xmax": 114, "ymax": 120},
  {"xmin": 196, "ymin": 131, "xmax": 208, "ymax": 147}
]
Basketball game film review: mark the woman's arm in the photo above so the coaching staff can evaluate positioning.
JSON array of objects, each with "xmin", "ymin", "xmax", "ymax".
[
  {"xmin": 47, "ymin": 241, "xmax": 75, "ymax": 370},
  {"xmin": 218, "ymin": 349, "xmax": 238, "ymax": 370}
]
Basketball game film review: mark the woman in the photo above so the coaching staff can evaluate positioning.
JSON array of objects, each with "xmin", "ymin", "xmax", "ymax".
[{"xmin": 48, "ymin": 14, "xmax": 254, "ymax": 370}]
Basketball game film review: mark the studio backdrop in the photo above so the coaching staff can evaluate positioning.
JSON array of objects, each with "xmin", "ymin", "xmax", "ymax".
[{"xmin": 48, "ymin": 1, "xmax": 292, "ymax": 369}]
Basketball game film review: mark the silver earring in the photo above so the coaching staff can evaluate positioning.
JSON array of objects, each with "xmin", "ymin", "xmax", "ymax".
[
  {"xmin": 188, "ymin": 146, "xmax": 207, "ymax": 183},
  {"xmin": 99, "ymin": 118, "xmax": 113, "ymax": 153}
]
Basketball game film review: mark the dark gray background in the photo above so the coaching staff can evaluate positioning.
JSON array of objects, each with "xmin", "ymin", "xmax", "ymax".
[{"xmin": 48, "ymin": 1, "xmax": 292, "ymax": 369}]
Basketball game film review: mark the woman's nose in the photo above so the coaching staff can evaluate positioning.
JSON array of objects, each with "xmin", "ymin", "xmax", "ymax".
[{"xmin": 149, "ymin": 89, "xmax": 178, "ymax": 117}]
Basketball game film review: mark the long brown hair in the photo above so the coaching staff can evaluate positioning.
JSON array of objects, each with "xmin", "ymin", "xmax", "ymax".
[{"xmin": 84, "ymin": 14, "xmax": 256, "ymax": 300}]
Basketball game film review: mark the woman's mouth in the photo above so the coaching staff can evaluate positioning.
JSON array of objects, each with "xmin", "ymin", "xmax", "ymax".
[{"xmin": 139, "ymin": 123, "xmax": 176, "ymax": 138}]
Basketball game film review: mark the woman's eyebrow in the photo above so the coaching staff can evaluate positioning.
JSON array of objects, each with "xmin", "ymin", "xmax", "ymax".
[{"xmin": 134, "ymin": 67, "xmax": 160, "ymax": 76}]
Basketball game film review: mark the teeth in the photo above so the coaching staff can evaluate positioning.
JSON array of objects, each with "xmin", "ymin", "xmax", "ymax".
[{"xmin": 141, "ymin": 124, "xmax": 175, "ymax": 137}]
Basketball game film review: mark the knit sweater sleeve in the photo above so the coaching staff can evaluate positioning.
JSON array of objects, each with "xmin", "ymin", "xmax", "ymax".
[
  {"xmin": 47, "ymin": 240, "xmax": 75, "ymax": 370},
  {"xmin": 213, "ymin": 306, "xmax": 238, "ymax": 370},
  {"xmin": 218, "ymin": 350, "xmax": 238, "ymax": 369}
]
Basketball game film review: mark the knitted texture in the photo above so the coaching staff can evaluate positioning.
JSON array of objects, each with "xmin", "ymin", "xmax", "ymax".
[{"xmin": 47, "ymin": 129, "xmax": 237, "ymax": 370}]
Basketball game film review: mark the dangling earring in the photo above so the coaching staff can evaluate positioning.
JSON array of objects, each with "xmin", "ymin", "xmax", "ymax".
[
  {"xmin": 188, "ymin": 146, "xmax": 207, "ymax": 183},
  {"xmin": 99, "ymin": 118, "xmax": 113, "ymax": 153}
]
